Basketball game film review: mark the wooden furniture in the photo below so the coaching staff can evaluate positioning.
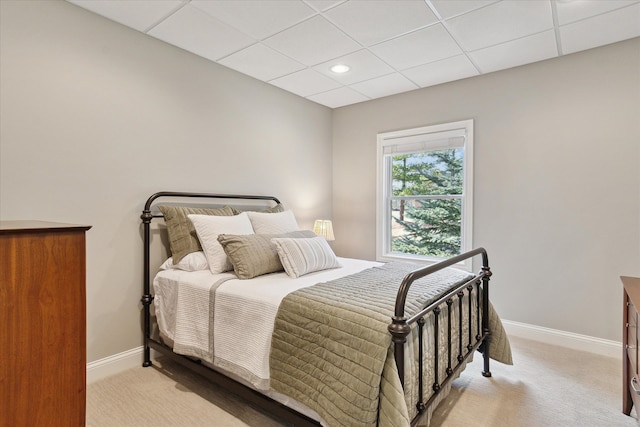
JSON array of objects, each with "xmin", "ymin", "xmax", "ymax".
[
  {"xmin": 0, "ymin": 221, "xmax": 91, "ymax": 426},
  {"xmin": 623, "ymin": 276, "xmax": 640, "ymax": 416}
]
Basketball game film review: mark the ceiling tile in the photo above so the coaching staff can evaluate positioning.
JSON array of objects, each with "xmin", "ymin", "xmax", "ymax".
[
  {"xmin": 469, "ymin": 30, "xmax": 558, "ymax": 73},
  {"xmin": 68, "ymin": 0, "xmax": 184, "ymax": 32},
  {"xmin": 307, "ymin": 86, "xmax": 370, "ymax": 108},
  {"xmin": 304, "ymin": 1, "xmax": 346, "ymax": 13},
  {"xmin": 560, "ymin": 3, "xmax": 640, "ymax": 54},
  {"xmin": 263, "ymin": 15, "xmax": 361, "ymax": 66},
  {"xmin": 191, "ymin": 0, "xmax": 316, "ymax": 40},
  {"xmin": 65, "ymin": 0, "xmax": 640, "ymax": 108},
  {"xmin": 148, "ymin": 5, "xmax": 255, "ymax": 62},
  {"xmin": 219, "ymin": 44, "xmax": 306, "ymax": 82},
  {"xmin": 269, "ymin": 68, "xmax": 342, "ymax": 97},
  {"xmin": 369, "ymin": 24, "xmax": 462, "ymax": 70},
  {"xmin": 312, "ymin": 50, "xmax": 394, "ymax": 85},
  {"xmin": 304, "ymin": 0, "xmax": 347, "ymax": 12},
  {"xmin": 325, "ymin": 0, "xmax": 437, "ymax": 46},
  {"xmin": 445, "ymin": 0, "xmax": 553, "ymax": 51},
  {"xmin": 428, "ymin": 0, "xmax": 498, "ymax": 20},
  {"xmin": 402, "ymin": 54, "xmax": 479, "ymax": 88},
  {"xmin": 556, "ymin": 0, "xmax": 639, "ymax": 26},
  {"xmin": 350, "ymin": 73, "xmax": 419, "ymax": 99}
]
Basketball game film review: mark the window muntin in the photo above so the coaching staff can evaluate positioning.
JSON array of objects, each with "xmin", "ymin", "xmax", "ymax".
[{"xmin": 377, "ymin": 120, "xmax": 473, "ymax": 270}]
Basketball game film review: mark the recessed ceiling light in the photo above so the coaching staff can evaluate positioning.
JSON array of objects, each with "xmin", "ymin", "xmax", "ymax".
[{"xmin": 330, "ymin": 64, "xmax": 350, "ymax": 74}]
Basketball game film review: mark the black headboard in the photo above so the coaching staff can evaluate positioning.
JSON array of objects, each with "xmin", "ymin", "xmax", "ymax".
[{"xmin": 139, "ymin": 191, "xmax": 281, "ymax": 364}]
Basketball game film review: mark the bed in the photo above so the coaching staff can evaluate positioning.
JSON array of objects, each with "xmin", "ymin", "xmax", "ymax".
[{"xmin": 140, "ymin": 191, "xmax": 512, "ymax": 426}]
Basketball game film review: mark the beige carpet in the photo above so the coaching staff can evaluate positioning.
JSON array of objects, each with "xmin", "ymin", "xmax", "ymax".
[{"xmin": 87, "ymin": 336, "xmax": 639, "ymax": 427}]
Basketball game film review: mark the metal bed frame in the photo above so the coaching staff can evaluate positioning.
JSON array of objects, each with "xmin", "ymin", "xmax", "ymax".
[{"xmin": 140, "ymin": 191, "xmax": 492, "ymax": 426}]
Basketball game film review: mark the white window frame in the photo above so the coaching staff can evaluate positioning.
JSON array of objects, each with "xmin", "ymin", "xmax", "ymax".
[{"xmin": 376, "ymin": 119, "xmax": 474, "ymax": 271}]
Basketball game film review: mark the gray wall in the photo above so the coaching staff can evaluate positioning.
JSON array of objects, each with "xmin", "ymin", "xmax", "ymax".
[
  {"xmin": 0, "ymin": 0, "xmax": 332, "ymax": 362},
  {"xmin": 332, "ymin": 37, "xmax": 640, "ymax": 342},
  {"xmin": 1, "ymin": 0, "xmax": 638, "ymax": 363}
]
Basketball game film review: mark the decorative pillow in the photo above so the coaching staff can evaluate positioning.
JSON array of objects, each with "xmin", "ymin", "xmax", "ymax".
[
  {"xmin": 230, "ymin": 203, "xmax": 285, "ymax": 215},
  {"xmin": 159, "ymin": 251, "xmax": 209, "ymax": 272},
  {"xmin": 188, "ymin": 212, "xmax": 254, "ymax": 274},
  {"xmin": 271, "ymin": 236, "xmax": 341, "ymax": 278},
  {"xmin": 247, "ymin": 210, "xmax": 299, "ymax": 234},
  {"xmin": 218, "ymin": 230, "xmax": 316, "ymax": 279},
  {"xmin": 159, "ymin": 205, "xmax": 236, "ymax": 263}
]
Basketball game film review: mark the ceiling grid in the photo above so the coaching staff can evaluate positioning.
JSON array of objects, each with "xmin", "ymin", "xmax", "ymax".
[{"xmin": 67, "ymin": 0, "xmax": 640, "ymax": 108}]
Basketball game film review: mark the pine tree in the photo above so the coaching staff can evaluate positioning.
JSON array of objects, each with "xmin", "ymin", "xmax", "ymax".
[{"xmin": 391, "ymin": 149, "xmax": 463, "ymax": 257}]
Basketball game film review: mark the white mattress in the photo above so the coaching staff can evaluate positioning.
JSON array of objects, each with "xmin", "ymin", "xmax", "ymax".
[{"xmin": 153, "ymin": 257, "xmax": 381, "ymax": 391}]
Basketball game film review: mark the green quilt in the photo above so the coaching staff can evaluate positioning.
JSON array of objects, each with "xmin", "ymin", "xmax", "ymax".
[{"xmin": 269, "ymin": 262, "xmax": 512, "ymax": 427}]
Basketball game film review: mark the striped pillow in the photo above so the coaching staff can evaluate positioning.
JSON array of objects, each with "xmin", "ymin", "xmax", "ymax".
[{"xmin": 271, "ymin": 236, "xmax": 341, "ymax": 278}]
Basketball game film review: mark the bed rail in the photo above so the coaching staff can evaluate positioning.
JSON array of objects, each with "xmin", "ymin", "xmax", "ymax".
[{"xmin": 388, "ymin": 248, "xmax": 492, "ymax": 422}]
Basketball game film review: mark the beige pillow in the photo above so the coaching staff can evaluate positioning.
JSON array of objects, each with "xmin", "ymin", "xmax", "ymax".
[
  {"xmin": 158, "ymin": 205, "xmax": 235, "ymax": 263},
  {"xmin": 217, "ymin": 230, "xmax": 316, "ymax": 279},
  {"xmin": 272, "ymin": 236, "xmax": 341, "ymax": 278},
  {"xmin": 230, "ymin": 203, "xmax": 285, "ymax": 215}
]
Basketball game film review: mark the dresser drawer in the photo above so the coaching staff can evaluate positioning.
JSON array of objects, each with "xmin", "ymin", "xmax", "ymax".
[
  {"xmin": 629, "ymin": 301, "xmax": 637, "ymax": 328},
  {"xmin": 628, "ymin": 301, "xmax": 639, "ymax": 376},
  {"xmin": 627, "ymin": 345, "xmax": 638, "ymax": 380}
]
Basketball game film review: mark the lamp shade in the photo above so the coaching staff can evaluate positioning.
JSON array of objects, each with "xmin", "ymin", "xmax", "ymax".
[{"xmin": 313, "ymin": 220, "xmax": 335, "ymax": 241}]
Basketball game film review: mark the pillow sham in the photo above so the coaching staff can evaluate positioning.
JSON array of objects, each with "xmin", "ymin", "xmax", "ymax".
[
  {"xmin": 217, "ymin": 230, "xmax": 316, "ymax": 279},
  {"xmin": 159, "ymin": 251, "xmax": 209, "ymax": 272},
  {"xmin": 159, "ymin": 205, "xmax": 236, "ymax": 263},
  {"xmin": 188, "ymin": 212, "xmax": 254, "ymax": 274},
  {"xmin": 271, "ymin": 236, "xmax": 341, "ymax": 278},
  {"xmin": 247, "ymin": 210, "xmax": 299, "ymax": 234},
  {"xmin": 230, "ymin": 203, "xmax": 285, "ymax": 215}
]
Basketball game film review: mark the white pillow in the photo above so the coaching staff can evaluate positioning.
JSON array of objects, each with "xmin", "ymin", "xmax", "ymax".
[
  {"xmin": 271, "ymin": 236, "xmax": 341, "ymax": 278},
  {"xmin": 159, "ymin": 251, "xmax": 209, "ymax": 272},
  {"xmin": 247, "ymin": 210, "xmax": 299, "ymax": 234},
  {"xmin": 188, "ymin": 212, "xmax": 254, "ymax": 273}
]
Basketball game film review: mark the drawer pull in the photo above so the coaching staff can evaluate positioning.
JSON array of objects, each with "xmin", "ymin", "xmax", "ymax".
[{"xmin": 632, "ymin": 376, "xmax": 640, "ymax": 395}]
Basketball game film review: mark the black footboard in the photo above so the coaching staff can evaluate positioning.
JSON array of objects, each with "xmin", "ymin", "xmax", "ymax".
[{"xmin": 388, "ymin": 248, "xmax": 492, "ymax": 424}]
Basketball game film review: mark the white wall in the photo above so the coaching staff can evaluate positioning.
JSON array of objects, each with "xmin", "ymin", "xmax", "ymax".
[
  {"xmin": 332, "ymin": 37, "xmax": 640, "ymax": 342},
  {"xmin": 0, "ymin": 0, "xmax": 332, "ymax": 362}
]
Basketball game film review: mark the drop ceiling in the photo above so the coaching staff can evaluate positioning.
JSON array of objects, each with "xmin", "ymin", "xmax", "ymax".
[{"xmin": 67, "ymin": 0, "xmax": 640, "ymax": 108}]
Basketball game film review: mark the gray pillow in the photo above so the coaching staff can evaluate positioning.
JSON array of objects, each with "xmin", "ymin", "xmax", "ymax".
[
  {"xmin": 217, "ymin": 230, "xmax": 315, "ymax": 279},
  {"xmin": 159, "ymin": 205, "xmax": 236, "ymax": 263}
]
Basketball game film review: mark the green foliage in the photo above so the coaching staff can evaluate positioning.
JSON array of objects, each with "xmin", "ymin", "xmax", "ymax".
[{"xmin": 390, "ymin": 149, "xmax": 463, "ymax": 258}]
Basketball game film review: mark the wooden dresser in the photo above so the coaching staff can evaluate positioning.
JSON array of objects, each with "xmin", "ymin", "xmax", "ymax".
[
  {"xmin": 0, "ymin": 221, "xmax": 91, "ymax": 426},
  {"xmin": 623, "ymin": 276, "xmax": 640, "ymax": 416}
]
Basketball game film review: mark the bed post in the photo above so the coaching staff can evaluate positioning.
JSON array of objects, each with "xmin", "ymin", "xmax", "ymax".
[
  {"xmin": 481, "ymin": 251, "xmax": 492, "ymax": 378},
  {"xmin": 140, "ymin": 208, "xmax": 154, "ymax": 368},
  {"xmin": 388, "ymin": 316, "xmax": 410, "ymax": 387}
]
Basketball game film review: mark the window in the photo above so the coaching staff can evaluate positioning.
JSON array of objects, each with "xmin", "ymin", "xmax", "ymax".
[{"xmin": 376, "ymin": 120, "xmax": 474, "ymax": 270}]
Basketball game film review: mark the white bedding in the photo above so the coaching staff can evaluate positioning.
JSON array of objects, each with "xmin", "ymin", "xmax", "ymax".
[{"xmin": 153, "ymin": 257, "xmax": 381, "ymax": 391}]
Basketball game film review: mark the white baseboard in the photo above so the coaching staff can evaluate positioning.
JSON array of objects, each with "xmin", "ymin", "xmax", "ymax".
[
  {"xmin": 502, "ymin": 319, "xmax": 621, "ymax": 360},
  {"xmin": 86, "ymin": 322, "xmax": 622, "ymax": 384},
  {"xmin": 86, "ymin": 346, "xmax": 144, "ymax": 384}
]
